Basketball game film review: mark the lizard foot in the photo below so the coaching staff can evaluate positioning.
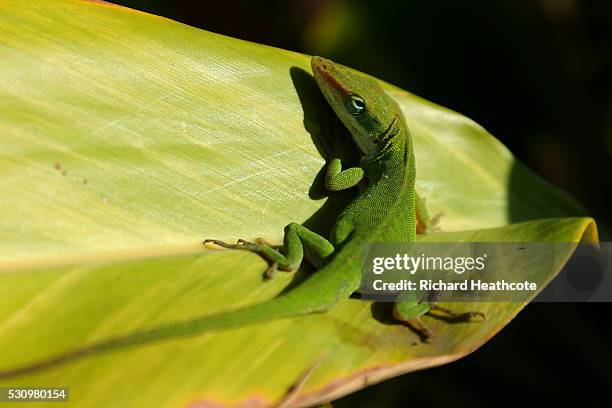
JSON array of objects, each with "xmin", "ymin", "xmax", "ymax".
[
  {"xmin": 264, "ymin": 262, "xmax": 278, "ymax": 280},
  {"xmin": 204, "ymin": 239, "xmax": 296, "ymax": 280},
  {"xmin": 429, "ymin": 305, "xmax": 486, "ymax": 322},
  {"xmin": 406, "ymin": 319, "xmax": 436, "ymax": 343},
  {"xmin": 203, "ymin": 238, "xmax": 259, "ymax": 250}
]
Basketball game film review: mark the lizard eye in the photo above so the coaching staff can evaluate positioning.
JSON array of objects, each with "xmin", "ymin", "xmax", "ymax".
[{"xmin": 346, "ymin": 95, "xmax": 365, "ymax": 115}]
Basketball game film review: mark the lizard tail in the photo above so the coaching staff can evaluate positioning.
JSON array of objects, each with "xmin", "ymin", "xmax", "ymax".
[{"xmin": 0, "ymin": 267, "xmax": 351, "ymax": 379}]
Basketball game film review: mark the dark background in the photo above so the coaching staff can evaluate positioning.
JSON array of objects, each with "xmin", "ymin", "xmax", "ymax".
[{"xmin": 113, "ymin": 0, "xmax": 612, "ymax": 406}]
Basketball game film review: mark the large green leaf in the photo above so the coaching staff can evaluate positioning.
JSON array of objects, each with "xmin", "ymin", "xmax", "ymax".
[{"xmin": 0, "ymin": 0, "xmax": 598, "ymax": 406}]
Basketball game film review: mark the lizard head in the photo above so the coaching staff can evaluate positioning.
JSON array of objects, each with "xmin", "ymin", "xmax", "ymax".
[{"xmin": 311, "ymin": 56, "xmax": 400, "ymax": 156}]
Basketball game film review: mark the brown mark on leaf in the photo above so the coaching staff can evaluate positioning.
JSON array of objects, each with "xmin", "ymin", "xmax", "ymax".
[{"xmin": 185, "ymin": 396, "xmax": 268, "ymax": 408}]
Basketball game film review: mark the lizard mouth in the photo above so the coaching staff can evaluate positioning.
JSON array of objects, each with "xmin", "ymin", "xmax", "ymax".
[{"xmin": 312, "ymin": 57, "xmax": 351, "ymax": 94}]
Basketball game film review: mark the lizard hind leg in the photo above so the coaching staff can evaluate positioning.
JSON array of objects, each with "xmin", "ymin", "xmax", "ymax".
[
  {"xmin": 204, "ymin": 222, "xmax": 335, "ymax": 280},
  {"xmin": 393, "ymin": 300, "xmax": 435, "ymax": 343},
  {"xmin": 415, "ymin": 192, "xmax": 443, "ymax": 234}
]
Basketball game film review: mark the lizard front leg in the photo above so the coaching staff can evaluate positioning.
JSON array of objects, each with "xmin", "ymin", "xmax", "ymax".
[
  {"xmin": 205, "ymin": 158, "xmax": 361, "ymax": 277},
  {"xmin": 325, "ymin": 157, "xmax": 364, "ymax": 191}
]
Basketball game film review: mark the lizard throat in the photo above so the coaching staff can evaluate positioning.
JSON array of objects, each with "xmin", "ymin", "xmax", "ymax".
[{"xmin": 371, "ymin": 116, "xmax": 399, "ymax": 154}]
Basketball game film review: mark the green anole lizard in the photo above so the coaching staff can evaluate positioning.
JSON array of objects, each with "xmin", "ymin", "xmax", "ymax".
[
  {"xmin": 0, "ymin": 57, "xmax": 482, "ymax": 379},
  {"xmin": 205, "ymin": 56, "xmax": 484, "ymax": 340}
]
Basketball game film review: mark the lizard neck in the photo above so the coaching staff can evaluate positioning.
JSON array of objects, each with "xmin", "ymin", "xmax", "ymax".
[
  {"xmin": 361, "ymin": 116, "xmax": 415, "ymax": 187},
  {"xmin": 352, "ymin": 117, "xmax": 417, "ymax": 242}
]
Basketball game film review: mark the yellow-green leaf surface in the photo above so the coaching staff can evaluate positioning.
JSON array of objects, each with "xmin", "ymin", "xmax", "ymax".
[{"xmin": 0, "ymin": 0, "xmax": 599, "ymax": 406}]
